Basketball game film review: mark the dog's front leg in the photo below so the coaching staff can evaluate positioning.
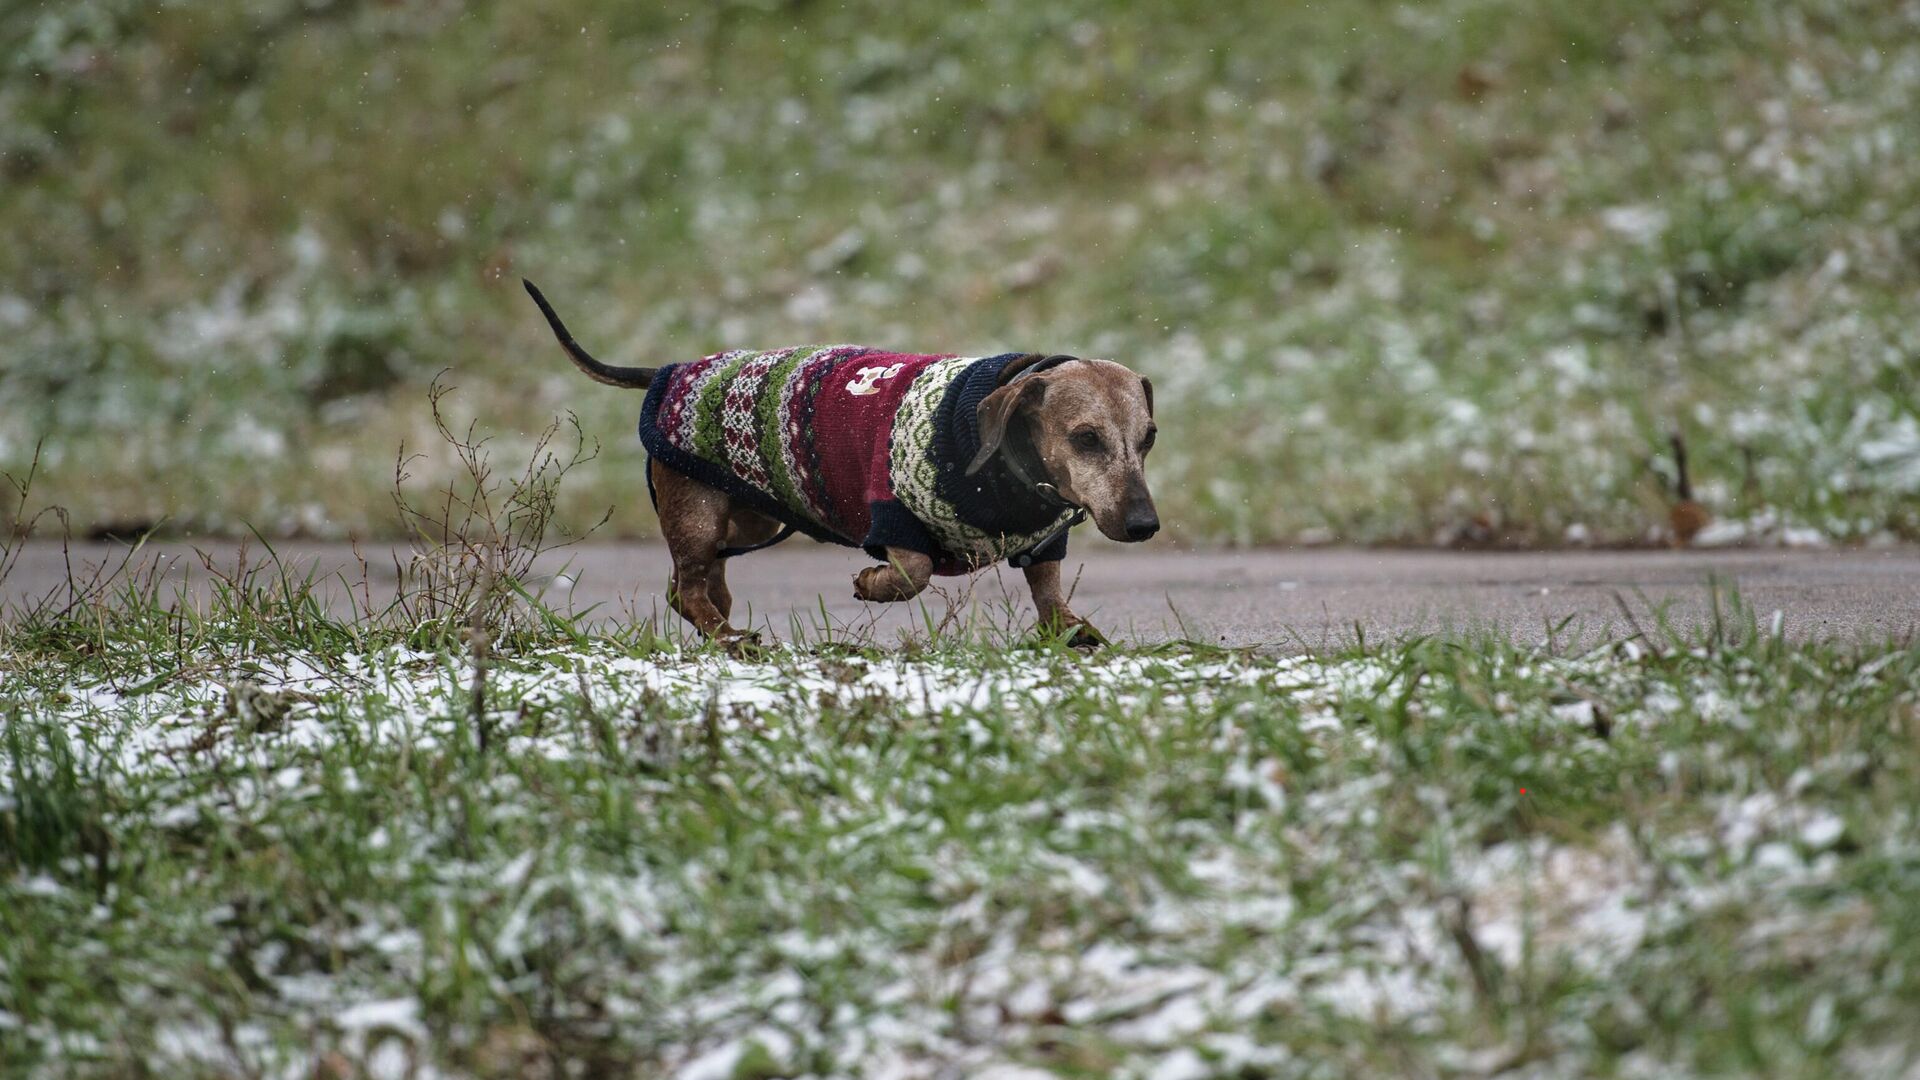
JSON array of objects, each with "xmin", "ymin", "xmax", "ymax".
[
  {"xmin": 1023, "ymin": 561, "xmax": 1107, "ymax": 649},
  {"xmin": 853, "ymin": 548, "xmax": 933, "ymax": 603}
]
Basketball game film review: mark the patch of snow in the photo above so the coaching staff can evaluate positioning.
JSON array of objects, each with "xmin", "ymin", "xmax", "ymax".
[{"xmin": 1601, "ymin": 204, "xmax": 1669, "ymax": 245}]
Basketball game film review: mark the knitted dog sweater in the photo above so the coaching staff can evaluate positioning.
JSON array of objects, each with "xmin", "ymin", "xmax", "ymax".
[{"xmin": 638, "ymin": 346, "xmax": 1077, "ymax": 575}]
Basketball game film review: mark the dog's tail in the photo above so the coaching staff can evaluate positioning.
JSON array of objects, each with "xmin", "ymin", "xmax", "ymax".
[{"xmin": 523, "ymin": 279, "xmax": 656, "ymax": 389}]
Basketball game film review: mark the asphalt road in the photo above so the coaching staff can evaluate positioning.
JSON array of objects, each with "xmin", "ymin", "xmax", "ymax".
[{"xmin": 4, "ymin": 540, "xmax": 1916, "ymax": 652}]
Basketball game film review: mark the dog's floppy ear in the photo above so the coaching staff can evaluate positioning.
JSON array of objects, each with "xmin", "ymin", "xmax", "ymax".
[
  {"xmin": 966, "ymin": 354, "xmax": 1077, "ymax": 476},
  {"xmin": 966, "ymin": 378, "xmax": 1045, "ymax": 475}
]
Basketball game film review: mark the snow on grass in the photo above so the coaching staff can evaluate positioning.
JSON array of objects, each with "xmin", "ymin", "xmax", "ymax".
[
  {"xmin": 6, "ymin": 636, "xmax": 1920, "ymax": 1076},
  {"xmin": 30, "ymin": 645, "xmax": 1397, "ymax": 782}
]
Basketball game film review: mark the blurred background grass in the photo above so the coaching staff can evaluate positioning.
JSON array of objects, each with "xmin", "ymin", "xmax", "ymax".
[{"xmin": 3, "ymin": 0, "xmax": 1918, "ymax": 547}]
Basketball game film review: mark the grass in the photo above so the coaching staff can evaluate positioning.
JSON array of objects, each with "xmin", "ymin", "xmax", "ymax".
[
  {"xmin": 4, "ymin": 0, "xmax": 1920, "ymax": 546},
  {"xmin": 5, "ymin": 4, "xmax": 1920, "ymax": 1067},
  {"xmin": 4, "ymin": 549, "xmax": 1919, "ymax": 1076}
]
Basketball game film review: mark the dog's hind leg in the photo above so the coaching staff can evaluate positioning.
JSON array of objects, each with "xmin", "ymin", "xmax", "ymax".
[
  {"xmin": 712, "ymin": 508, "xmax": 783, "ymax": 620},
  {"xmin": 707, "ymin": 566, "xmax": 733, "ymax": 622},
  {"xmin": 853, "ymin": 548, "xmax": 933, "ymax": 603},
  {"xmin": 652, "ymin": 461, "xmax": 758, "ymax": 649}
]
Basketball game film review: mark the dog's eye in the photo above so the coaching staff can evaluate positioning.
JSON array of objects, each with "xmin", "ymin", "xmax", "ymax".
[
  {"xmin": 1139, "ymin": 428, "xmax": 1157, "ymax": 454},
  {"xmin": 1071, "ymin": 430, "xmax": 1105, "ymax": 454}
]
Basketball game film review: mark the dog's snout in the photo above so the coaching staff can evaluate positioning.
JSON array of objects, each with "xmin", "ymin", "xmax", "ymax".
[{"xmin": 1123, "ymin": 505, "xmax": 1160, "ymax": 542}]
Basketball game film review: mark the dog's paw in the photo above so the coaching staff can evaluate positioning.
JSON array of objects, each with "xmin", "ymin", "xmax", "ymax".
[
  {"xmin": 852, "ymin": 566, "xmax": 901, "ymax": 603},
  {"xmin": 715, "ymin": 628, "xmax": 765, "ymax": 659},
  {"xmin": 1063, "ymin": 620, "xmax": 1108, "ymax": 651},
  {"xmin": 1034, "ymin": 615, "xmax": 1108, "ymax": 652}
]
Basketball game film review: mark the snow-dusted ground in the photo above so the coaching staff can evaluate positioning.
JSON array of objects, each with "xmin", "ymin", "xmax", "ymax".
[
  {"xmin": 5, "ymin": 642, "xmax": 1914, "ymax": 1077},
  {"xmin": 41, "ymin": 647, "xmax": 1391, "ymax": 779}
]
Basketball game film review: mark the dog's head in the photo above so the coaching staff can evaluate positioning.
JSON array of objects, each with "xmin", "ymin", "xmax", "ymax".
[{"xmin": 966, "ymin": 356, "xmax": 1159, "ymax": 543}]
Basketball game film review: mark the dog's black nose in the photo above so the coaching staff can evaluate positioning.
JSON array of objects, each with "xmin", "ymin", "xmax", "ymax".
[{"xmin": 1124, "ymin": 508, "xmax": 1160, "ymax": 542}]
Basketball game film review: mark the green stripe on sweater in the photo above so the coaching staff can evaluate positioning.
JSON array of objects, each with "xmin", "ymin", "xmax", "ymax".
[
  {"xmin": 691, "ymin": 350, "xmax": 757, "ymax": 464},
  {"xmin": 758, "ymin": 346, "xmax": 824, "ymax": 524}
]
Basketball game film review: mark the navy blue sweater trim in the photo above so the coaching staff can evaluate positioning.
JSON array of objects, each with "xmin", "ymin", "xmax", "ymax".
[
  {"xmin": 862, "ymin": 499, "xmax": 939, "ymax": 563},
  {"xmin": 1022, "ymin": 526, "xmax": 1071, "ymax": 565}
]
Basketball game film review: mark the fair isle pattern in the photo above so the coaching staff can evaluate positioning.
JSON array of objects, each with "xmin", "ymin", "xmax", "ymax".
[
  {"xmin": 758, "ymin": 346, "xmax": 824, "ymax": 526},
  {"xmin": 889, "ymin": 358, "xmax": 1078, "ymax": 568},
  {"xmin": 665, "ymin": 349, "xmax": 746, "ymax": 450},
  {"xmin": 691, "ymin": 350, "xmax": 756, "ymax": 465},
  {"xmin": 719, "ymin": 349, "xmax": 788, "ymax": 491},
  {"xmin": 651, "ymin": 344, "xmax": 907, "ymax": 542},
  {"xmin": 775, "ymin": 346, "xmax": 855, "ymax": 525}
]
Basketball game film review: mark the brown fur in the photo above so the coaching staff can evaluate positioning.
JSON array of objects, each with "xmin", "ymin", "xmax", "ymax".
[{"xmin": 527, "ymin": 282, "xmax": 1157, "ymax": 651}]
